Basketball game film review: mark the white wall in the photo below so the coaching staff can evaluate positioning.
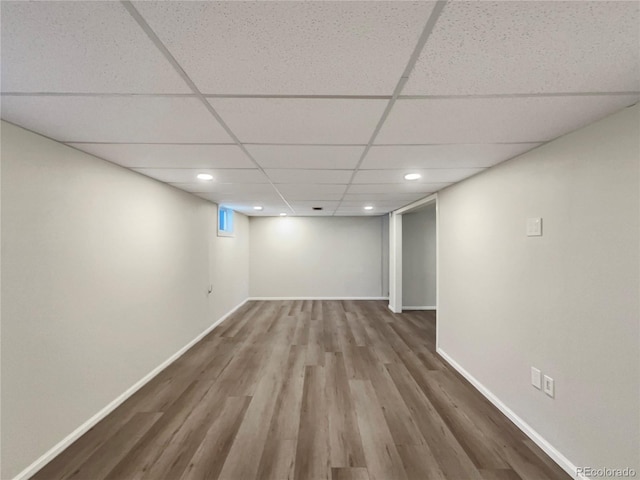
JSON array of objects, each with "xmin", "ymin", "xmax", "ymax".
[
  {"xmin": 249, "ymin": 216, "xmax": 387, "ymax": 298},
  {"xmin": 381, "ymin": 213, "xmax": 390, "ymax": 297},
  {"xmin": 438, "ymin": 105, "xmax": 639, "ymax": 476},
  {"xmin": 0, "ymin": 119, "xmax": 3, "ymax": 480},
  {"xmin": 0, "ymin": 122, "xmax": 249, "ymax": 479},
  {"xmin": 402, "ymin": 205, "xmax": 436, "ymax": 308}
]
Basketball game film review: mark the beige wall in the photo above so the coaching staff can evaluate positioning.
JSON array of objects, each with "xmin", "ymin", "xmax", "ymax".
[
  {"xmin": 249, "ymin": 216, "xmax": 387, "ymax": 298},
  {"xmin": 402, "ymin": 204, "xmax": 437, "ymax": 307},
  {"xmin": 438, "ymin": 105, "xmax": 639, "ymax": 475},
  {"xmin": 0, "ymin": 122, "xmax": 249, "ymax": 479}
]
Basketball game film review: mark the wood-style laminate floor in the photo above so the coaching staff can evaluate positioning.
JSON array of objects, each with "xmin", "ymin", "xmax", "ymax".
[{"xmin": 33, "ymin": 300, "xmax": 571, "ymax": 480}]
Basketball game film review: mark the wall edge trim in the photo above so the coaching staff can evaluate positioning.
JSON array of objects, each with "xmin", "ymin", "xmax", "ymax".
[
  {"xmin": 436, "ymin": 347, "xmax": 582, "ymax": 480},
  {"xmin": 11, "ymin": 298, "xmax": 249, "ymax": 480},
  {"xmin": 247, "ymin": 297, "xmax": 389, "ymax": 301}
]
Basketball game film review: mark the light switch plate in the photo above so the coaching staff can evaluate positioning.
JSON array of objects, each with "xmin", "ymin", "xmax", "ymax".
[
  {"xmin": 531, "ymin": 367, "xmax": 542, "ymax": 389},
  {"xmin": 527, "ymin": 217, "xmax": 543, "ymax": 236},
  {"xmin": 543, "ymin": 375, "xmax": 554, "ymax": 397}
]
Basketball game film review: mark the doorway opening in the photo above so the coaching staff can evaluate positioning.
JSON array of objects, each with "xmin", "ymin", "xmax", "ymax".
[
  {"xmin": 402, "ymin": 202, "xmax": 437, "ymax": 310},
  {"xmin": 388, "ymin": 193, "xmax": 438, "ymax": 321}
]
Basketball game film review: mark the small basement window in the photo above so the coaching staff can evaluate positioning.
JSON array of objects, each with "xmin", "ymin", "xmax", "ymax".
[{"xmin": 218, "ymin": 206, "xmax": 234, "ymax": 237}]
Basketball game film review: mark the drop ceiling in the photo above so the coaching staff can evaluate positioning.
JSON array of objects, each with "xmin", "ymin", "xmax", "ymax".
[{"xmin": 1, "ymin": 1, "xmax": 638, "ymax": 217}]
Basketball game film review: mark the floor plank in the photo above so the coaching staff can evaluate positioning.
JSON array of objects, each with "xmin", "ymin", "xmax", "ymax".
[
  {"xmin": 256, "ymin": 346, "xmax": 306, "ymax": 480},
  {"xmin": 66, "ymin": 412, "xmax": 162, "ymax": 480},
  {"xmin": 396, "ymin": 443, "xmax": 446, "ymax": 480},
  {"xmin": 386, "ymin": 363, "xmax": 483, "ymax": 480},
  {"xmin": 218, "ymin": 345, "xmax": 291, "ymax": 480},
  {"xmin": 179, "ymin": 396, "xmax": 251, "ymax": 480},
  {"xmin": 349, "ymin": 379, "xmax": 408, "ymax": 480},
  {"xmin": 326, "ymin": 352, "xmax": 366, "ymax": 468},
  {"xmin": 294, "ymin": 365, "xmax": 330, "ymax": 480},
  {"xmin": 331, "ymin": 467, "xmax": 371, "ymax": 480},
  {"xmin": 30, "ymin": 300, "xmax": 571, "ymax": 480}
]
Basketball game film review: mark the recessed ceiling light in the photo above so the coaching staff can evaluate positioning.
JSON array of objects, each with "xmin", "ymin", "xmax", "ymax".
[
  {"xmin": 197, "ymin": 173, "xmax": 213, "ymax": 181},
  {"xmin": 253, "ymin": 206, "xmax": 263, "ymax": 211},
  {"xmin": 364, "ymin": 205, "xmax": 374, "ymax": 211},
  {"xmin": 404, "ymin": 173, "xmax": 421, "ymax": 181},
  {"xmin": 279, "ymin": 213, "xmax": 287, "ymax": 216}
]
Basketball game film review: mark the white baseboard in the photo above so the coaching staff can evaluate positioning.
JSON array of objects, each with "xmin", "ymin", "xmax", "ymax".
[
  {"xmin": 402, "ymin": 306, "xmax": 437, "ymax": 310},
  {"xmin": 436, "ymin": 348, "xmax": 581, "ymax": 480},
  {"xmin": 248, "ymin": 296, "xmax": 389, "ymax": 301},
  {"xmin": 12, "ymin": 298, "xmax": 249, "ymax": 480},
  {"xmin": 388, "ymin": 304, "xmax": 401, "ymax": 313}
]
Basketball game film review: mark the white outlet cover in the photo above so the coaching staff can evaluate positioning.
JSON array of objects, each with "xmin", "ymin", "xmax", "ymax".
[
  {"xmin": 531, "ymin": 367, "xmax": 542, "ymax": 389},
  {"xmin": 527, "ymin": 217, "xmax": 543, "ymax": 236},
  {"xmin": 543, "ymin": 375, "xmax": 555, "ymax": 397}
]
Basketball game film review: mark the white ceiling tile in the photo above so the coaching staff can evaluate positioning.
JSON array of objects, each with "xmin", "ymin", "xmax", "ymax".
[
  {"xmin": 246, "ymin": 145, "xmax": 365, "ymax": 169},
  {"xmin": 340, "ymin": 200, "xmax": 407, "ymax": 209},
  {"xmin": 351, "ymin": 170, "xmax": 403, "ymax": 184},
  {"xmin": 0, "ymin": 2, "xmax": 189, "ymax": 94},
  {"xmin": 229, "ymin": 204, "xmax": 291, "ymax": 217},
  {"xmin": 335, "ymin": 207, "xmax": 391, "ymax": 215},
  {"xmin": 243, "ymin": 211, "xmax": 291, "ymax": 217},
  {"xmin": 334, "ymin": 211, "xmax": 387, "ymax": 217},
  {"xmin": 133, "ymin": 168, "xmax": 267, "ymax": 184},
  {"xmin": 292, "ymin": 211, "xmax": 336, "ymax": 217},
  {"xmin": 292, "ymin": 207, "xmax": 339, "ymax": 216},
  {"xmin": 67, "ymin": 144, "xmax": 254, "ymax": 169},
  {"xmin": 209, "ymin": 98, "xmax": 386, "ymax": 144},
  {"xmin": 196, "ymin": 191, "xmax": 283, "ymax": 204},
  {"xmin": 340, "ymin": 194, "xmax": 427, "ymax": 211},
  {"xmin": 1, "ymin": 96, "xmax": 233, "ymax": 143},
  {"xmin": 134, "ymin": 1, "xmax": 435, "ymax": 95},
  {"xmin": 193, "ymin": 196, "xmax": 290, "ymax": 216},
  {"xmin": 362, "ymin": 144, "xmax": 541, "ymax": 169},
  {"xmin": 170, "ymin": 183, "xmax": 277, "ymax": 195},
  {"xmin": 277, "ymin": 184, "xmax": 348, "ymax": 201},
  {"xmin": 289, "ymin": 201, "xmax": 340, "ymax": 210},
  {"xmin": 335, "ymin": 205, "xmax": 384, "ymax": 211},
  {"xmin": 343, "ymin": 192, "xmax": 427, "ymax": 203},
  {"xmin": 266, "ymin": 169, "xmax": 352, "ymax": 184},
  {"xmin": 353, "ymin": 168, "xmax": 484, "ymax": 184},
  {"xmin": 376, "ymin": 96, "xmax": 639, "ymax": 144},
  {"xmin": 348, "ymin": 183, "xmax": 448, "ymax": 194},
  {"xmin": 405, "ymin": 1, "xmax": 640, "ymax": 95},
  {"xmin": 287, "ymin": 194, "xmax": 345, "ymax": 202}
]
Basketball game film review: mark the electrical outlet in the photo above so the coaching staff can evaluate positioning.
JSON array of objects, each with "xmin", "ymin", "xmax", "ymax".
[
  {"xmin": 543, "ymin": 375, "xmax": 554, "ymax": 397},
  {"xmin": 531, "ymin": 367, "xmax": 542, "ymax": 389}
]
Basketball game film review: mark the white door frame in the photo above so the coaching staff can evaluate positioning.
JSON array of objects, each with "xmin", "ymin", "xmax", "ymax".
[{"xmin": 388, "ymin": 193, "xmax": 438, "ymax": 314}]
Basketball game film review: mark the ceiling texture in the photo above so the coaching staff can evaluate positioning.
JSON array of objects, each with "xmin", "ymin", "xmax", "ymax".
[{"xmin": 1, "ymin": 1, "xmax": 638, "ymax": 217}]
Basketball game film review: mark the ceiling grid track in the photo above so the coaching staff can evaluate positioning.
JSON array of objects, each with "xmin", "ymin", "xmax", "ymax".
[
  {"xmin": 331, "ymin": 0, "xmax": 448, "ymax": 216},
  {"xmin": 120, "ymin": 0, "xmax": 297, "ymax": 214},
  {"xmin": 60, "ymin": 140, "xmax": 545, "ymax": 147},
  {"xmin": 3, "ymin": 91, "xmax": 637, "ymax": 99},
  {"xmin": 398, "ymin": 91, "xmax": 640, "ymax": 100}
]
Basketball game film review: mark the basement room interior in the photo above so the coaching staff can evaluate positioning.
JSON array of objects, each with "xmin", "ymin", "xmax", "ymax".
[{"xmin": 1, "ymin": 1, "xmax": 638, "ymax": 480}]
